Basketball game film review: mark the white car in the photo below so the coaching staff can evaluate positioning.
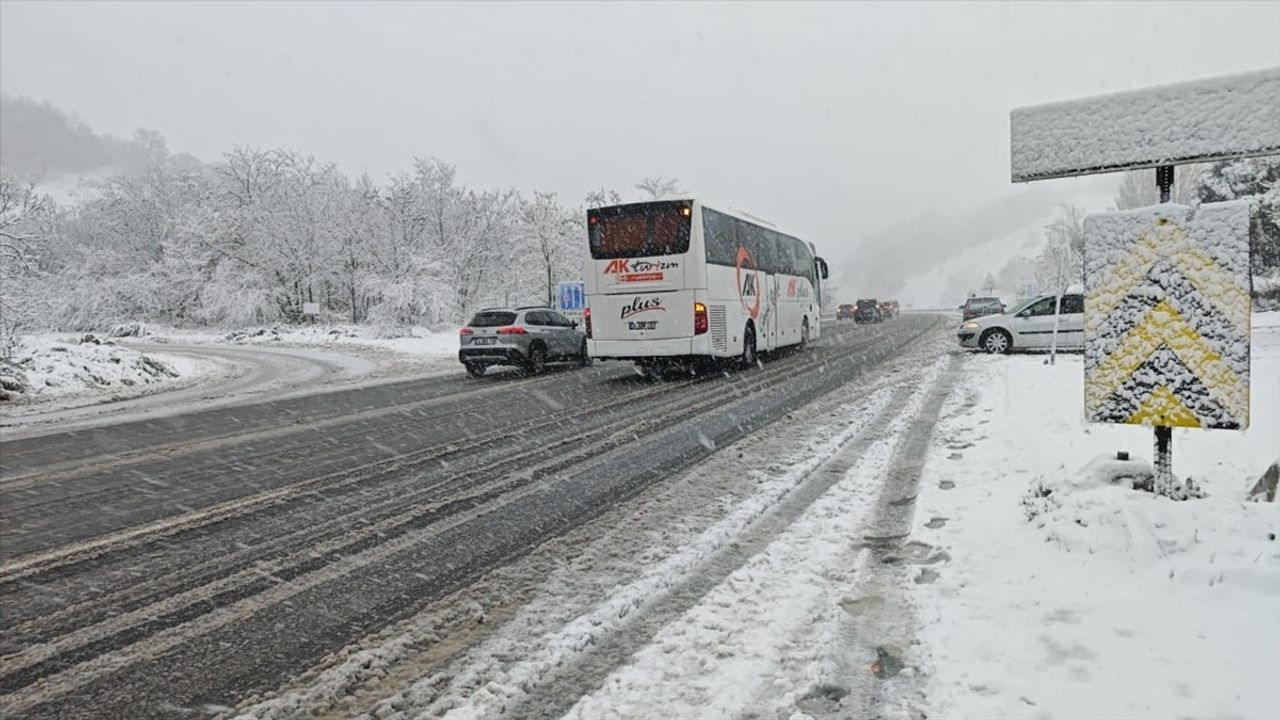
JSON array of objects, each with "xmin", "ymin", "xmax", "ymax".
[{"xmin": 957, "ymin": 292, "xmax": 1084, "ymax": 353}]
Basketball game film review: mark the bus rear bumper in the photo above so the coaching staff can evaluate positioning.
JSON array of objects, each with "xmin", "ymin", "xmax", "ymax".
[{"xmin": 588, "ymin": 337, "xmax": 705, "ymax": 359}]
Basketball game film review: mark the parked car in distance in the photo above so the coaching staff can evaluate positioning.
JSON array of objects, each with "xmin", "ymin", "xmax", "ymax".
[
  {"xmin": 879, "ymin": 299, "xmax": 900, "ymax": 318},
  {"xmin": 836, "ymin": 303, "xmax": 857, "ymax": 320},
  {"xmin": 853, "ymin": 298, "xmax": 882, "ymax": 324},
  {"xmin": 960, "ymin": 296, "xmax": 1006, "ymax": 321},
  {"xmin": 459, "ymin": 306, "xmax": 589, "ymax": 377},
  {"xmin": 957, "ymin": 292, "xmax": 1084, "ymax": 353}
]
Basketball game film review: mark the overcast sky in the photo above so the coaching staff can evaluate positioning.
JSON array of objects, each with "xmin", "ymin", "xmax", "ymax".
[{"xmin": 3, "ymin": 1, "xmax": 1278, "ymax": 264}]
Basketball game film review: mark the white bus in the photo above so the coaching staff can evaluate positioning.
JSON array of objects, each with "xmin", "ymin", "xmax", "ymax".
[{"xmin": 583, "ymin": 199, "xmax": 829, "ymax": 371}]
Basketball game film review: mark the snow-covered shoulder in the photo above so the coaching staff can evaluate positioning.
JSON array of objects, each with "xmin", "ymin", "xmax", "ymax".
[
  {"xmin": 147, "ymin": 323, "xmax": 460, "ymax": 375},
  {"xmin": 908, "ymin": 312, "xmax": 1280, "ymax": 719},
  {"xmin": 0, "ymin": 334, "xmax": 213, "ymax": 408}
]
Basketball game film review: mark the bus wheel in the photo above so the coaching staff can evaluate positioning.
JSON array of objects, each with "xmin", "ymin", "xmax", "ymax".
[
  {"xmin": 740, "ymin": 324, "xmax": 758, "ymax": 369},
  {"xmin": 799, "ymin": 318, "xmax": 810, "ymax": 349}
]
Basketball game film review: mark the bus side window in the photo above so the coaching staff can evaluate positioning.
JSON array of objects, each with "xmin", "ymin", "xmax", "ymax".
[
  {"xmin": 703, "ymin": 208, "xmax": 737, "ymax": 266},
  {"xmin": 761, "ymin": 229, "xmax": 782, "ymax": 275},
  {"xmin": 778, "ymin": 236, "xmax": 798, "ymax": 277},
  {"xmin": 742, "ymin": 222, "xmax": 761, "ymax": 269},
  {"xmin": 789, "ymin": 237, "xmax": 812, "ymax": 281}
]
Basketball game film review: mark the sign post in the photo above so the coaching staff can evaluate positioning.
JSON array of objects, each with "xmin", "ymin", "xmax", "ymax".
[
  {"xmin": 1011, "ymin": 67, "xmax": 1277, "ymax": 496},
  {"xmin": 1153, "ymin": 165, "xmax": 1174, "ymax": 495}
]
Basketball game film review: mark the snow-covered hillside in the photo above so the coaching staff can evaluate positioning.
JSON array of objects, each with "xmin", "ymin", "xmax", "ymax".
[{"xmin": 893, "ymin": 187, "xmax": 1115, "ymax": 309}]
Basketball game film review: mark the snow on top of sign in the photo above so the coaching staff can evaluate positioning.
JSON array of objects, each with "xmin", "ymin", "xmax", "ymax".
[{"xmin": 1012, "ymin": 67, "xmax": 1280, "ymax": 182}]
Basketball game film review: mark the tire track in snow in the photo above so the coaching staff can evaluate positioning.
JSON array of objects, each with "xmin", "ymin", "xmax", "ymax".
[
  {"xmin": 337, "ymin": 351, "xmax": 950, "ymax": 720},
  {"xmin": 536, "ymin": 356, "xmax": 954, "ymax": 720},
  {"xmin": 225, "ymin": 361, "xmax": 921, "ymax": 717},
  {"xmin": 0, "ymin": 362, "xmax": 610, "ymax": 491},
  {"xmin": 0, "ymin": 371, "xmax": 698, "ymax": 580},
  {"xmin": 761, "ymin": 351, "xmax": 961, "ymax": 720}
]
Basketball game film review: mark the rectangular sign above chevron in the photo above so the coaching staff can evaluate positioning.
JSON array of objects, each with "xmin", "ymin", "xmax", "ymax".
[{"xmin": 1083, "ymin": 201, "xmax": 1251, "ymax": 430}]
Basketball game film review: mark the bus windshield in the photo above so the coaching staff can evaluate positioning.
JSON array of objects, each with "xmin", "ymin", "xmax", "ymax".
[{"xmin": 589, "ymin": 201, "xmax": 691, "ymax": 259}]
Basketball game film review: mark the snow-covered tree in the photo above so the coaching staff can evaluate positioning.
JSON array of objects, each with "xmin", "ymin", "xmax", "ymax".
[
  {"xmin": 1195, "ymin": 156, "xmax": 1280, "ymax": 299},
  {"xmin": 1035, "ymin": 204, "xmax": 1085, "ymax": 365},
  {"xmin": 2, "ymin": 136, "xmax": 605, "ymax": 332},
  {"xmin": 634, "ymin": 177, "xmax": 684, "ymax": 201},
  {"xmin": 0, "ymin": 174, "xmax": 48, "ymax": 271},
  {"xmin": 584, "ymin": 188, "xmax": 623, "ymax": 209},
  {"xmin": 0, "ymin": 173, "xmax": 53, "ymax": 354},
  {"xmin": 521, "ymin": 191, "xmax": 581, "ymax": 307}
]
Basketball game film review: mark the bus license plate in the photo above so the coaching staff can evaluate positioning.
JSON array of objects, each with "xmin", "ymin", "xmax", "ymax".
[{"xmin": 627, "ymin": 321, "xmax": 657, "ymax": 331}]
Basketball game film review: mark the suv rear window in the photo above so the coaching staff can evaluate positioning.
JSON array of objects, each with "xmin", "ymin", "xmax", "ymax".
[
  {"xmin": 966, "ymin": 298, "xmax": 1002, "ymax": 309},
  {"xmin": 468, "ymin": 311, "xmax": 517, "ymax": 327}
]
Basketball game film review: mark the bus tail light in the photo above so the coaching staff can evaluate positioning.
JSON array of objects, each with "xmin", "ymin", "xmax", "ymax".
[
  {"xmin": 694, "ymin": 302, "xmax": 708, "ymax": 335},
  {"xmin": 584, "ymin": 307, "xmax": 592, "ymax": 338},
  {"xmin": 497, "ymin": 326, "xmax": 527, "ymax": 335}
]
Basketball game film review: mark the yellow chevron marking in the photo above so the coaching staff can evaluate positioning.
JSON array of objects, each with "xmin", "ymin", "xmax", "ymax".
[
  {"xmin": 1126, "ymin": 385, "xmax": 1203, "ymax": 428},
  {"xmin": 1085, "ymin": 300, "xmax": 1248, "ymax": 424},
  {"xmin": 1086, "ymin": 219, "xmax": 1250, "ymax": 335}
]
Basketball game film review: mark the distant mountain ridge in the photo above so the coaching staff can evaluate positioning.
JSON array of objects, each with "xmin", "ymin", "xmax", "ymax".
[{"xmin": 0, "ymin": 94, "xmax": 149, "ymax": 182}]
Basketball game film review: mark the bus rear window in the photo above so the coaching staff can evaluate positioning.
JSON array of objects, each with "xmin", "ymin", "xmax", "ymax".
[
  {"xmin": 589, "ymin": 202, "xmax": 691, "ymax": 259},
  {"xmin": 595, "ymin": 216, "xmax": 648, "ymax": 255}
]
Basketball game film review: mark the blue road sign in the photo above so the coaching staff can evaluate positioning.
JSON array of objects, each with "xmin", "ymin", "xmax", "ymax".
[{"xmin": 558, "ymin": 281, "xmax": 585, "ymax": 313}]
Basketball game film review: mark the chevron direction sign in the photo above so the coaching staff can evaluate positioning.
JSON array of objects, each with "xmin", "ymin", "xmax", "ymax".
[{"xmin": 1083, "ymin": 201, "xmax": 1251, "ymax": 429}]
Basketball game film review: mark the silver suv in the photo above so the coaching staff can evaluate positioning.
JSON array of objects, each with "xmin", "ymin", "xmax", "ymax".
[{"xmin": 458, "ymin": 307, "xmax": 589, "ymax": 377}]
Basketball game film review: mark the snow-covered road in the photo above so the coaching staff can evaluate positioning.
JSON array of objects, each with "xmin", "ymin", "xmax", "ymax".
[
  {"xmin": 0, "ymin": 316, "xmax": 945, "ymax": 720},
  {"xmin": 4, "ymin": 313, "xmax": 1274, "ymax": 720},
  {"xmin": 225, "ymin": 329, "xmax": 960, "ymax": 720}
]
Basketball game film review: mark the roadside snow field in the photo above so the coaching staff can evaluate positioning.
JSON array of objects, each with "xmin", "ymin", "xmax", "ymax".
[
  {"xmin": 0, "ymin": 334, "xmax": 217, "ymax": 406},
  {"xmin": 909, "ymin": 312, "xmax": 1280, "ymax": 719},
  {"xmin": 149, "ymin": 323, "xmax": 460, "ymax": 376},
  {"xmin": 2, "ymin": 323, "xmax": 461, "ymax": 429}
]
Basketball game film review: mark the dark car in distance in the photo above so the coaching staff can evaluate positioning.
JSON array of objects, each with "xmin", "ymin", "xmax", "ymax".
[
  {"xmin": 960, "ymin": 296, "xmax": 1005, "ymax": 321},
  {"xmin": 853, "ymin": 298, "xmax": 882, "ymax": 324},
  {"xmin": 836, "ymin": 303, "xmax": 857, "ymax": 320}
]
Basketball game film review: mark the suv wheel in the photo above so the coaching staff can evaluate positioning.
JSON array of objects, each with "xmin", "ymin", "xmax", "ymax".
[
  {"xmin": 578, "ymin": 339, "xmax": 592, "ymax": 367},
  {"xmin": 981, "ymin": 328, "xmax": 1012, "ymax": 354},
  {"xmin": 525, "ymin": 344, "xmax": 547, "ymax": 375}
]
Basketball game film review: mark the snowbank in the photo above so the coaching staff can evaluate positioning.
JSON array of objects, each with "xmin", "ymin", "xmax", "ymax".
[
  {"xmin": 910, "ymin": 312, "xmax": 1280, "ymax": 719},
  {"xmin": 0, "ymin": 335, "xmax": 182, "ymax": 402},
  {"xmin": 151, "ymin": 323, "xmax": 460, "ymax": 360}
]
